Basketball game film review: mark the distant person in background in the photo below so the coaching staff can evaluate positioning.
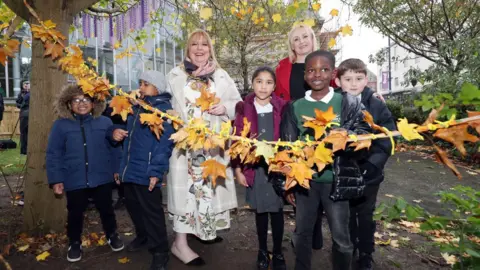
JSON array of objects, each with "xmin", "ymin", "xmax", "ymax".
[{"xmin": 16, "ymin": 80, "xmax": 30, "ymax": 155}]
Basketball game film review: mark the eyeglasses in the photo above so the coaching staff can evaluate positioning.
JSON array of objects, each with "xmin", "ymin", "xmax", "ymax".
[{"xmin": 71, "ymin": 98, "xmax": 92, "ymax": 104}]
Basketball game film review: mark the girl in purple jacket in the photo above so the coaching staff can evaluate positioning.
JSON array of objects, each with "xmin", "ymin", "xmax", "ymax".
[{"xmin": 233, "ymin": 67, "xmax": 287, "ymax": 270}]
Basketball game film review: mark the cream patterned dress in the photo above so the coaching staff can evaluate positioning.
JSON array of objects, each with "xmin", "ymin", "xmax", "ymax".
[{"xmin": 170, "ymin": 79, "xmax": 231, "ymax": 240}]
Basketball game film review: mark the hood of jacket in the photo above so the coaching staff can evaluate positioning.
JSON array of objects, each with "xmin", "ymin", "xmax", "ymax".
[{"xmin": 54, "ymin": 85, "xmax": 106, "ymax": 120}]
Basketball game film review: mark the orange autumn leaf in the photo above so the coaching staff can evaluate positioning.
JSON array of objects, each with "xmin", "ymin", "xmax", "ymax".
[
  {"xmin": 195, "ymin": 88, "xmax": 220, "ymax": 112},
  {"xmin": 350, "ymin": 138, "xmax": 372, "ymax": 151},
  {"xmin": 433, "ymin": 124, "xmax": 479, "ymax": 156},
  {"xmin": 140, "ymin": 113, "xmax": 165, "ymax": 140},
  {"xmin": 201, "ymin": 159, "xmax": 227, "ymax": 187},
  {"xmin": 241, "ymin": 117, "xmax": 251, "ymax": 137},
  {"xmin": 228, "ymin": 140, "xmax": 253, "ymax": 163},
  {"xmin": 323, "ymin": 129, "xmax": 348, "ymax": 152},
  {"xmin": 312, "ymin": 142, "xmax": 333, "ymax": 172},
  {"xmin": 0, "ymin": 39, "xmax": 20, "ymax": 65},
  {"xmin": 363, "ymin": 111, "xmax": 384, "ymax": 133},
  {"xmin": 433, "ymin": 145, "xmax": 462, "ymax": 179},
  {"xmin": 110, "ymin": 96, "xmax": 133, "ymax": 121},
  {"xmin": 423, "ymin": 104, "xmax": 444, "ymax": 125},
  {"xmin": 303, "ymin": 107, "xmax": 337, "ymax": 139},
  {"xmin": 170, "ymin": 128, "xmax": 188, "ymax": 149},
  {"xmin": 283, "ymin": 161, "xmax": 315, "ymax": 189},
  {"xmin": 467, "ymin": 111, "xmax": 480, "ymax": 134},
  {"xmin": 44, "ymin": 41, "xmax": 63, "ymax": 60}
]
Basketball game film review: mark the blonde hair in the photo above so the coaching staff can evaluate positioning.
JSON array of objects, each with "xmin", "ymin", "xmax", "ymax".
[
  {"xmin": 287, "ymin": 24, "xmax": 318, "ymax": 63},
  {"xmin": 184, "ymin": 29, "xmax": 219, "ymax": 67}
]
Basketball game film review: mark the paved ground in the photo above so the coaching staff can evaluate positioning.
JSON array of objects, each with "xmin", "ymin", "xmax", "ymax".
[{"xmin": 1, "ymin": 151, "xmax": 479, "ymax": 270}]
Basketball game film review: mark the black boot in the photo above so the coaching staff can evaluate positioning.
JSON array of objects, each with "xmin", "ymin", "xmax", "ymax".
[
  {"xmin": 358, "ymin": 253, "xmax": 373, "ymax": 270},
  {"xmin": 257, "ymin": 250, "xmax": 270, "ymax": 269},
  {"xmin": 272, "ymin": 253, "xmax": 286, "ymax": 270},
  {"xmin": 150, "ymin": 252, "xmax": 169, "ymax": 270}
]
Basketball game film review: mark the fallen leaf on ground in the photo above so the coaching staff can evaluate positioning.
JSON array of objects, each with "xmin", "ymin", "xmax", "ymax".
[
  {"xmin": 118, "ymin": 257, "xmax": 130, "ymax": 264},
  {"xmin": 374, "ymin": 232, "xmax": 383, "ymax": 239},
  {"xmin": 17, "ymin": 244, "xmax": 29, "ymax": 252},
  {"xmin": 375, "ymin": 239, "xmax": 391, "ymax": 246},
  {"xmin": 390, "ymin": 239, "xmax": 399, "ymax": 248},
  {"xmin": 466, "ymin": 171, "xmax": 478, "ymax": 175},
  {"xmin": 441, "ymin": 253, "xmax": 458, "ymax": 266},
  {"xmin": 36, "ymin": 251, "xmax": 50, "ymax": 261},
  {"xmin": 412, "ymin": 199, "xmax": 422, "ymax": 203},
  {"xmin": 385, "ymin": 194, "xmax": 395, "ymax": 198},
  {"xmin": 400, "ymin": 237, "xmax": 411, "ymax": 241},
  {"xmin": 388, "ymin": 232, "xmax": 398, "ymax": 237}
]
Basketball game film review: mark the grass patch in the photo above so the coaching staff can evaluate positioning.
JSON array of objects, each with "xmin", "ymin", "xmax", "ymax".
[{"xmin": 0, "ymin": 138, "xmax": 26, "ymax": 176}]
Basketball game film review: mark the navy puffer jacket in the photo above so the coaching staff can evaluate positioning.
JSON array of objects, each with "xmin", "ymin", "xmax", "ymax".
[
  {"xmin": 118, "ymin": 93, "xmax": 174, "ymax": 187},
  {"xmin": 46, "ymin": 86, "xmax": 119, "ymax": 191}
]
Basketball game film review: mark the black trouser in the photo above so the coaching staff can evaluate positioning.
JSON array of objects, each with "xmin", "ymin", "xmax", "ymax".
[
  {"xmin": 293, "ymin": 206, "xmax": 323, "ymax": 249},
  {"xmin": 66, "ymin": 183, "xmax": 117, "ymax": 244},
  {"xmin": 294, "ymin": 182, "xmax": 353, "ymax": 270},
  {"xmin": 19, "ymin": 115, "xmax": 28, "ymax": 155},
  {"xmin": 349, "ymin": 185, "xmax": 380, "ymax": 255},
  {"xmin": 256, "ymin": 210, "xmax": 284, "ymax": 254},
  {"xmin": 124, "ymin": 183, "xmax": 168, "ymax": 254}
]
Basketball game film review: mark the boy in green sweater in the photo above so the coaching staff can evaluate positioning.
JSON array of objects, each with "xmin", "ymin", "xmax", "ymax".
[{"xmin": 280, "ymin": 50, "xmax": 369, "ymax": 270}]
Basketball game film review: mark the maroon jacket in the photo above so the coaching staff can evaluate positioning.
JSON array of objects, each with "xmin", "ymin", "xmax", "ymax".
[
  {"xmin": 233, "ymin": 93, "xmax": 286, "ymax": 186},
  {"xmin": 274, "ymin": 57, "xmax": 338, "ymax": 102}
]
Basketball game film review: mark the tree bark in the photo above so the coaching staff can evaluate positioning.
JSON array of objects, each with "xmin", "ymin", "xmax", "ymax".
[{"xmin": 3, "ymin": 0, "xmax": 99, "ymax": 233}]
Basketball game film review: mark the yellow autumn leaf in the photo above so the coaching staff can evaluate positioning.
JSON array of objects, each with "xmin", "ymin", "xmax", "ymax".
[
  {"xmin": 223, "ymin": 40, "xmax": 228, "ymax": 45},
  {"xmin": 36, "ymin": 251, "xmax": 50, "ymax": 261},
  {"xmin": 258, "ymin": 7, "xmax": 265, "ymax": 14},
  {"xmin": 264, "ymin": 23, "xmax": 269, "ymax": 28},
  {"xmin": 17, "ymin": 244, "xmax": 29, "ymax": 252},
  {"xmin": 325, "ymin": 37, "xmax": 335, "ymax": 48},
  {"xmin": 155, "ymin": 47, "xmax": 162, "ymax": 53},
  {"xmin": 340, "ymin": 25, "xmax": 353, "ymax": 36},
  {"xmin": 441, "ymin": 253, "xmax": 458, "ymax": 266},
  {"xmin": 43, "ymin": 20, "xmax": 56, "ymax": 29},
  {"xmin": 211, "ymin": 39, "xmax": 215, "ymax": 45},
  {"xmin": 330, "ymin": 9, "xmax": 339, "ymax": 17},
  {"xmin": 272, "ymin": 13, "xmax": 281, "ymax": 23},
  {"xmin": 397, "ymin": 118, "xmax": 424, "ymax": 141},
  {"xmin": 230, "ymin": 7, "xmax": 236, "ymax": 14},
  {"xmin": 312, "ymin": 3, "xmax": 321, "ymax": 11},
  {"xmin": 118, "ymin": 257, "xmax": 130, "ymax": 264},
  {"xmin": 113, "ymin": 41, "xmax": 122, "ymax": 49},
  {"xmin": 303, "ymin": 18, "xmax": 315, "ymax": 27},
  {"xmin": 254, "ymin": 141, "xmax": 277, "ymax": 164},
  {"xmin": 0, "ymin": 22, "xmax": 8, "ymax": 30},
  {"xmin": 199, "ymin": 7, "xmax": 213, "ymax": 20}
]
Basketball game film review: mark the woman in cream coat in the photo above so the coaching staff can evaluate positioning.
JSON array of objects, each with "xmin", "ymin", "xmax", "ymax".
[{"xmin": 167, "ymin": 29, "xmax": 242, "ymax": 266}]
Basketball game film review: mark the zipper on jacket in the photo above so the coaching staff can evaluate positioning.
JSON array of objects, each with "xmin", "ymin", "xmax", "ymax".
[
  {"xmin": 121, "ymin": 109, "xmax": 141, "ymax": 181},
  {"xmin": 148, "ymin": 152, "xmax": 152, "ymax": 165},
  {"xmin": 80, "ymin": 118, "xmax": 89, "ymax": 187}
]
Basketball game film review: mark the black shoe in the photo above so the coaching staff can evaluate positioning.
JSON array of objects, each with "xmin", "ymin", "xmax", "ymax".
[
  {"xmin": 257, "ymin": 250, "xmax": 270, "ymax": 269},
  {"xmin": 272, "ymin": 253, "xmax": 286, "ymax": 270},
  {"xmin": 358, "ymin": 253, "xmax": 373, "ymax": 270},
  {"xmin": 150, "ymin": 252, "xmax": 169, "ymax": 270},
  {"xmin": 185, "ymin": 257, "xmax": 206, "ymax": 266},
  {"xmin": 191, "ymin": 235, "xmax": 223, "ymax": 245},
  {"xmin": 67, "ymin": 242, "xmax": 82, "ymax": 263},
  {"xmin": 127, "ymin": 236, "xmax": 148, "ymax": 252},
  {"xmin": 108, "ymin": 233, "xmax": 125, "ymax": 252},
  {"xmin": 114, "ymin": 197, "xmax": 126, "ymax": 210}
]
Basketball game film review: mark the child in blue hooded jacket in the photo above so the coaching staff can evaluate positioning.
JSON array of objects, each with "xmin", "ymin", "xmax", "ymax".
[
  {"xmin": 112, "ymin": 70, "xmax": 175, "ymax": 270},
  {"xmin": 46, "ymin": 85, "xmax": 124, "ymax": 263}
]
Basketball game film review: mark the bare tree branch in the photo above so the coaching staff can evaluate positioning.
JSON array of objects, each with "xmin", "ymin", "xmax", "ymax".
[{"xmin": 6, "ymin": 16, "xmax": 24, "ymax": 38}]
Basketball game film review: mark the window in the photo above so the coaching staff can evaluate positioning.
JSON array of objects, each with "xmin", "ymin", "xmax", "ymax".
[
  {"xmin": 415, "ymin": 57, "xmax": 420, "ymax": 63},
  {"xmin": 404, "ymin": 59, "xmax": 408, "ymax": 67},
  {"xmin": 394, "ymin": 77, "xmax": 399, "ymax": 86},
  {"xmin": 393, "ymin": 46, "xmax": 397, "ymax": 56},
  {"xmin": 394, "ymin": 61, "xmax": 398, "ymax": 71}
]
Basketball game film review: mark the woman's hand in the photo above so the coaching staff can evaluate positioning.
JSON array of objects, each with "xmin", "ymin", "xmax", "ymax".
[
  {"xmin": 53, "ymin": 183, "xmax": 64, "ymax": 195},
  {"xmin": 114, "ymin": 173, "xmax": 120, "ymax": 185},
  {"xmin": 113, "ymin": 129, "xmax": 128, "ymax": 142},
  {"xmin": 208, "ymin": 104, "xmax": 226, "ymax": 116},
  {"xmin": 149, "ymin": 177, "xmax": 159, "ymax": 191},
  {"xmin": 234, "ymin": 168, "xmax": 248, "ymax": 187}
]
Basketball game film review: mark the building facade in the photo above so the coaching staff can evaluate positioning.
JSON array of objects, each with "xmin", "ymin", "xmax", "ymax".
[{"xmin": 376, "ymin": 42, "xmax": 432, "ymax": 96}]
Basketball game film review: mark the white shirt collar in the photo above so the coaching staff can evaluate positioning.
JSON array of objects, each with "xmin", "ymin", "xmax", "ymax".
[
  {"xmin": 254, "ymin": 98, "xmax": 273, "ymax": 114},
  {"xmin": 305, "ymin": 87, "xmax": 334, "ymax": 103}
]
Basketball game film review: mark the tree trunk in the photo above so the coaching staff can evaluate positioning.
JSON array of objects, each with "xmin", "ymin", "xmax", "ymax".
[
  {"xmin": 23, "ymin": 1, "xmax": 72, "ymax": 233},
  {"xmin": 240, "ymin": 49, "xmax": 249, "ymax": 93}
]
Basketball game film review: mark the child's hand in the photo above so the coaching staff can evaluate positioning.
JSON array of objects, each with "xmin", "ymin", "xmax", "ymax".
[
  {"xmin": 208, "ymin": 104, "xmax": 226, "ymax": 116},
  {"xmin": 149, "ymin": 177, "xmax": 159, "ymax": 191},
  {"xmin": 113, "ymin": 129, "xmax": 128, "ymax": 141},
  {"xmin": 114, "ymin": 173, "xmax": 120, "ymax": 185},
  {"xmin": 166, "ymin": 109, "xmax": 180, "ymax": 118},
  {"xmin": 235, "ymin": 171, "xmax": 248, "ymax": 187},
  {"xmin": 285, "ymin": 190, "xmax": 296, "ymax": 207},
  {"xmin": 53, "ymin": 183, "xmax": 64, "ymax": 195}
]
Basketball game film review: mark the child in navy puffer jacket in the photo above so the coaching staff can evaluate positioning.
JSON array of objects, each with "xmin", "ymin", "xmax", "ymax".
[
  {"xmin": 46, "ymin": 85, "xmax": 124, "ymax": 263},
  {"xmin": 112, "ymin": 70, "xmax": 174, "ymax": 270}
]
